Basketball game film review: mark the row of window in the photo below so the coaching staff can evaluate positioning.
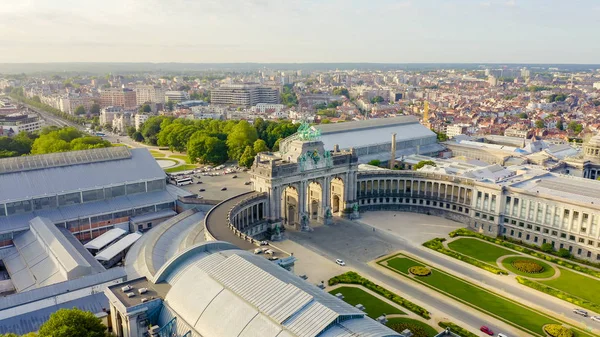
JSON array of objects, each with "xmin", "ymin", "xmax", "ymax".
[
  {"xmin": 474, "ymin": 212, "xmax": 495, "ymax": 222},
  {"xmin": 0, "ymin": 179, "xmax": 166, "ymax": 217},
  {"xmin": 56, "ymin": 202, "xmax": 174, "ymax": 230},
  {"xmin": 504, "ymin": 217, "xmax": 599, "ymax": 247},
  {"xmin": 503, "ymin": 227, "xmax": 600, "ymax": 260},
  {"xmin": 505, "ymin": 196, "xmax": 599, "ymax": 229},
  {"xmin": 359, "ymin": 197, "xmax": 471, "ymax": 214}
]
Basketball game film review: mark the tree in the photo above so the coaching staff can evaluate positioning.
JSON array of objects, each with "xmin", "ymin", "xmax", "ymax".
[
  {"xmin": 238, "ymin": 145, "xmax": 256, "ymax": 168},
  {"xmin": 139, "ymin": 104, "xmax": 152, "ymax": 113},
  {"xmin": 280, "ymin": 84, "xmax": 298, "ymax": 107},
  {"xmin": 435, "ymin": 131, "xmax": 448, "ymax": 141},
  {"xmin": 226, "ymin": 120, "xmax": 258, "ymax": 160},
  {"xmin": 187, "ymin": 133, "xmax": 228, "ymax": 165},
  {"xmin": 534, "ymin": 120, "xmax": 545, "ymax": 129},
  {"xmin": 518, "ymin": 112, "xmax": 528, "ymax": 119},
  {"xmin": 414, "ymin": 160, "xmax": 436, "ymax": 170},
  {"xmin": 166, "ymin": 100, "xmax": 174, "ymax": 111},
  {"xmin": 370, "ymin": 96, "xmax": 384, "ymax": 104},
  {"xmin": 74, "ymin": 105, "xmax": 86, "ymax": 115},
  {"xmin": 332, "ymin": 87, "xmax": 349, "ymax": 98},
  {"xmin": 540, "ymin": 243, "xmax": 554, "ymax": 253},
  {"xmin": 568, "ymin": 121, "xmax": 583, "ymax": 134},
  {"xmin": 31, "ymin": 127, "xmax": 110, "ymax": 154},
  {"xmin": 556, "ymin": 120, "xmax": 564, "ymax": 130},
  {"xmin": 557, "ymin": 248, "xmax": 571, "ymax": 258},
  {"xmin": 90, "ymin": 103, "xmax": 101, "ymax": 115},
  {"xmin": 368, "ymin": 159, "xmax": 381, "ymax": 166},
  {"xmin": 253, "ymin": 139, "xmax": 269, "ymax": 154},
  {"xmin": 131, "ymin": 131, "xmax": 144, "ymax": 142},
  {"xmin": 38, "ymin": 308, "xmax": 107, "ymax": 337}
]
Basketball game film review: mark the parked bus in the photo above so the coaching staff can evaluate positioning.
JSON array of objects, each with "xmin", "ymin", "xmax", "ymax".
[
  {"xmin": 95, "ymin": 132, "xmax": 106, "ymax": 137},
  {"xmin": 174, "ymin": 176, "xmax": 193, "ymax": 186}
]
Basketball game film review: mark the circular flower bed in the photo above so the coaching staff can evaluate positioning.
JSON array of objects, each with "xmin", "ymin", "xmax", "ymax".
[
  {"xmin": 409, "ymin": 266, "xmax": 431, "ymax": 276},
  {"xmin": 543, "ymin": 324, "xmax": 574, "ymax": 337},
  {"xmin": 511, "ymin": 259, "xmax": 544, "ymax": 274}
]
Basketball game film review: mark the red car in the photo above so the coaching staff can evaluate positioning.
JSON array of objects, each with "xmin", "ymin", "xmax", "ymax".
[{"xmin": 480, "ymin": 326, "xmax": 494, "ymax": 336}]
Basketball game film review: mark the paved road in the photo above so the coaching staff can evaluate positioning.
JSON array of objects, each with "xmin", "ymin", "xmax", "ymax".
[{"xmin": 288, "ymin": 218, "xmax": 598, "ymax": 336}]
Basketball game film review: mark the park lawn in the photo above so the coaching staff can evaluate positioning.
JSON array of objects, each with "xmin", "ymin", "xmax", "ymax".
[
  {"xmin": 382, "ymin": 256, "xmax": 593, "ymax": 337},
  {"xmin": 329, "ymin": 286, "xmax": 404, "ymax": 319},
  {"xmin": 386, "ymin": 317, "xmax": 438, "ymax": 337},
  {"xmin": 168, "ymin": 154, "xmax": 192, "ymax": 164},
  {"xmin": 501, "ymin": 256, "xmax": 556, "ymax": 278},
  {"xmin": 541, "ymin": 267, "xmax": 600, "ymax": 305},
  {"xmin": 150, "ymin": 150, "xmax": 166, "ymax": 158},
  {"xmin": 447, "ymin": 238, "xmax": 513, "ymax": 264},
  {"xmin": 164, "ymin": 164, "xmax": 197, "ymax": 173}
]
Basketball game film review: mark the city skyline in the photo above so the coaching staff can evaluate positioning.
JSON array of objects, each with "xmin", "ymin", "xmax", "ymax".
[{"xmin": 1, "ymin": 0, "xmax": 599, "ymax": 64}]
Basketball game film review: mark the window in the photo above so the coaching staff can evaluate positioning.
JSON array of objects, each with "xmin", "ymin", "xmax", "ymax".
[
  {"xmin": 5, "ymin": 200, "xmax": 32, "ymax": 215},
  {"xmin": 452, "ymin": 205, "xmax": 457, "ymax": 210},
  {"xmin": 433, "ymin": 201, "xmax": 437, "ymax": 206},
  {"xmin": 543, "ymin": 228, "xmax": 549, "ymax": 234},
  {"xmin": 588, "ymin": 240, "xmax": 594, "ymax": 246},
  {"xmin": 126, "ymin": 182, "xmax": 146, "ymax": 195},
  {"xmin": 535, "ymin": 226, "xmax": 540, "ymax": 231},
  {"xmin": 419, "ymin": 199, "xmax": 423, "ymax": 204},
  {"xmin": 147, "ymin": 179, "xmax": 165, "ymax": 192},
  {"xmin": 426, "ymin": 200, "xmax": 430, "ymax": 205},
  {"xmin": 560, "ymin": 233, "xmax": 566, "ymax": 238},
  {"xmin": 518, "ymin": 232, "xmax": 522, "ymax": 238},
  {"xmin": 526, "ymin": 234, "xmax": 530, "ymax": 240},
  {"xmin": 465, "ymin": 208, "xmax": 469, "ymax": 214},
  {"xmin": 82, "ymin": 189, "xmax": 105, "ymax": 203},
  {"xmin": 503, "ymin": 228, "xmax": 507, "ymax": 234},
  {"xmin": 519, "ymin": 222, "xmax": 524, "ymax": 227},
  {"xmin": 504, "ymin": 218, "xmax": 509, "ymax": 223},
  {"xmin": 0, "ymin": 205, "xmax": 4, "ymax": 217},
  {"xmin": 482, "ymin": 214, "xmax": 487, "ymax": 219},
  {"xmin": 534, "ymin": 236, "xmax": 538, "ymax": 243},
  {"xmin": 527, "ymin": 224, "xmax": 533, "ymax": 229},
  {"xmin": 58, "ymin": 192, "xmax": 81, "ymax": 206},
  {"xmin": 587, "ymin": 251, "xmax": 592, "ymax": 258},
  {"xmin": 475, "ymin": 212, "xmax": 481, "ymax": 217},
  {"xmin": 578, "ymin": 238, "xmax": 585, "ymax": 243},
  {"xmin": 488, "ymin": 225, "xmax": 492, "ymax": 232},
  {"xmin": 577, "ymin": 248, "xmax": 582, "ymax": 255},
  {"xmin": 106, "ymin": 185, "xmax": 126, "ymax": 198},
  {"xmin": 510, "ymin": 229, "xmax": 514, "ymax": 236},
  {"xmin": 569, "ymin": 235, "xmax": 575, "ymax": 241},
  {"xmin": 511, "ymin": 220, "xmax": 517, "ymax": 225},
  {"xmin": 551, "ymin": 230, "xmax": 558, "ymax": 236},
  {"xmin": 32, "ymin": 196, "xmax": 57, "ymax": 210},
  {"xmin": 138, "ymin": 224, "xmax": 143, "ymax": 231},
  {"xmin": 474, "ymin": 223, "xmax": 478, "ymax": 229},
  {"xmin": 489, "ymin": 216, "xmax": 495, "ymax": 221}
]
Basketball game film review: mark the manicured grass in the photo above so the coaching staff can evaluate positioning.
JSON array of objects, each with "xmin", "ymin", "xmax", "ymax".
[
  {"xmin": 501, "ymin": 256, "xmax": 556, "ymax": 278},
  {"xmin": 150, "ymin": 150, "xmax": 166, "ymax": 158},
  {"xmin": 329, "ymin": 286, "xmax": 404, "ymax": 318},
  {"xmin": 386, "ymin": 317, "xmax": 438, "ymax": 337},
  {"xmin": 541, "ymin": 267, "xmax": 600, "ymax": 305},
  {"xmin": 448, "ymin": 238, "xmax": 513, "ymax": 264},
  {"xmin": 164, "ymin": 164, "xmax": 197, "ymax": 173},
  {"xmin": 381, "ymin": 255, "xmax": 593, "ymax": 337},
  {"xmin": 168, "ymin": 154, "xmax": 192, "ymax": 164}
]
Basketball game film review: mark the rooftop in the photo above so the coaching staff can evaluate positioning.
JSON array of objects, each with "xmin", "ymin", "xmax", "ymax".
[{"xmin": 107, "ymin": 277, "xmax": 170, "ymax": 309}]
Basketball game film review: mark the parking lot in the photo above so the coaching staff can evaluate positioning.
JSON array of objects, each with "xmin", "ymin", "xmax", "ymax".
[{"xmin": 177, "ymin": 170, "xmax": 254, "ymax": 201}]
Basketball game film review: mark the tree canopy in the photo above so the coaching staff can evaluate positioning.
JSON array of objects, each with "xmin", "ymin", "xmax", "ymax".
[
  {"xmin": 90, "ymin": 103, "xmax": 101, "ymax": 115},
  {"xmin": 568, "ymin": 121, "xmax": 583, "ymax": 134},
  {"xmin": 139, "ymin": 104, "xmax": 152, "ymax": 113},
  {"xmin": 534, "ymin": 120, "xmax": 545, "ymax": 129},
  {"xmin": 414, "ymin": 160, "xmax": 436, "ymax": 170},
  {"xmin": 332, "ymin": 87, "xmax": 349, "ymax": 98},
  {"xmin": 370, "ymin": 96, "xmax": 384, "ymax": 104},
  {"xmin": 31, "ymin": 127, "xmax": 111, "ymax": 154},
  {"xmin": 280, "ymin": 85, "xmax": 298, "ymax": 107},
  {"xmin": 238, "ymin": 145, "xmax": 256, "ymax": 168},
  {"xmin": 38, "ymin": 308, "xmax": 107, "ymax": 337},
  {"xmin": 74, "ymin": 105, "xmax": 86, "ymax": 115}
]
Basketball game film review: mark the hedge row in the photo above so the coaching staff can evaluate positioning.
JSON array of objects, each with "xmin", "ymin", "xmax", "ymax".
[
  {"xmin": 422, "ymin": 238, "xmax": 508, "ymax": 275},
  {"xmin": 449, "ymin": 229, "xmax": 600, "ymax": 278},
  {"xmin": 328, "ymin": 271, "xmax": 431, "ymax": 319},
  {"xmin": 516, "ymin": 277, "xmax": 600, "ymax": 313},
  {"xmin": 438, "ymin": 321, "xmax": 479, "ymax": 337},
  {"xmin": 543, "ymin": 324, "xmax": 574, "ymax": 337}
]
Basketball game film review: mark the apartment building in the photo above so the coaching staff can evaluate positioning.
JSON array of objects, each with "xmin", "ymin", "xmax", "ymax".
[
  {"xmin": 134, "ymin": 113, "xmax": 150, "ymax": 130},
  {"xmin": 135, "ymin": 85, "xmax": 166, "ymax": 105},
  {"xmin": 0, "ymin": 114, "xmax": 43, "ymax": 135},
  {"xmin": 164, "ymin": 91, "xmax": 190, "ymax": 103},
  {"xmin": 100, "ymin": 106, "xmax": 123, "ymax": 126},
  {"xmin": 100, "ymin": 88, "xmax": 137, "ymax": 109},
  {"xmin": 211, "ymin": 84, "xmax": 279, "ymax": 107}
]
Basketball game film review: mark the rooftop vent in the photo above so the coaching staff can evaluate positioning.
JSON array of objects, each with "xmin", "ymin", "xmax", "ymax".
[
  {"xmin": 141, "ymin": 298, "xmax": 148, "ymax": 303},
  {"xmin": 126, "ymin": 292, "xmax": 135, "ymax": 298},
  {"xmin": 121, "ymin": 285, "xmax": 132, "ymax": 292},
  {"xmin": 138, "ymin": 288, "xmax": 148, "ymax": 294}
]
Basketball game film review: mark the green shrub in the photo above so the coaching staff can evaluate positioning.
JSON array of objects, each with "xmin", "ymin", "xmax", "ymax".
[
  {"xmin": 409, "ymin": 266, "xmax": 431, "ymax": 276},
  {"xmin": 511, "ymin": 260, "xmax": 544, "ymax": 273},
  {"xmin": 438, "ymin": 322, "xmax": 479, "ymax": 337},
  {"xmin": 388, "ymin": 322, "xmax": 432, "ymax": 337},
  {"xmin": 448, "ymin": 228, "xmax": 600, "ymax": 278},
  {"xmin": 543, "ymin": 324, "xmax": 574, "ymax": 337},
  {"xmin": 541, "ymin": 243, "xmax": 554, "ymax": 253},
  {"xmin": 516, "ymin": 277, "xmax": 600, "ymax": 313},
  {"xmin": 557, "ymin": 248, "xmax": 571, "ymax": 258},
  {"xmin": 423, "ymin": 238, "xmax": 508, "ymax": 275},
  {"xmin": 329, "ymin": 272, "xmax": 430, "ymax": 319}
]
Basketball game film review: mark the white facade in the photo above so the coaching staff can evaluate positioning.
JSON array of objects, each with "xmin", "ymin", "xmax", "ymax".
[
  {"xmin": 593, "ymin": 82, "xmax": 600, "ymax": 90},
  {"xmin": 100, "ymin": 106, "xmax": 123, "ymax": 126},
  {"xmin": 447, "ymin": 124, "xmax": 471, "ymax": 138},
  {"xmin": 164, "ymin": 91, "xmax": 190, "ymax": 103},
  {"xmin": 0, "ymin": 114, "xmax": 43, "ymax": 135},
  {"xmin": 134, "ymin": 114, "xmax": 150, "ymax": 130},
  {"xmin": 135, "ymin": 85, "xmax": 166, "ymax": 105},
  {"xmin": 112, "ymin": 113, "xmax": 132, "ymax": 134},
  {"xmin": 251, "ymin": 103, "xmax": 285, "ymax": 113}
]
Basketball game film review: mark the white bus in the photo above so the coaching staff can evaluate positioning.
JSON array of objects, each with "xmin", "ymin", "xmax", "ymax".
[{"xmin": 174, "ymin": 176, "xmax": 193, "ymax": 186}]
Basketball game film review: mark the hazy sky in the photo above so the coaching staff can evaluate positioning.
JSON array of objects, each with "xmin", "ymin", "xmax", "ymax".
[{"xmin": 1, "ymin": 0, "xmax": 599, "ymax": 63}]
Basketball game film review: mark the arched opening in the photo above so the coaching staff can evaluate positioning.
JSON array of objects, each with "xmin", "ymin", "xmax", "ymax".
[
  {"xmin": 281, "ymin": 186, "xmax": 299, "ymax": 228},
  {"xmin": 308, "ymin": 181, "xmax": 322, "ymax": 221},
  {"xmin": 330, "ymin": 177, "xmax": 345, "ymax": 215}
]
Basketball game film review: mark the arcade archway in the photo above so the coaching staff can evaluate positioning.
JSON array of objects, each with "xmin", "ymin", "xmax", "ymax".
[
  {"xmin": 330, "ymin": 177, "xmax": 345, "ymax": 215},
  {"xmin": 281, "ymin": 186, "xmax": 299, "ymax": 228}
]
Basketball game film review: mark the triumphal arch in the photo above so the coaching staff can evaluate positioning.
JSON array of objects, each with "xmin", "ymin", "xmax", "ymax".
[{"xmin": 251, "ymin": 123, "xmax": 360, "ymax": 231}]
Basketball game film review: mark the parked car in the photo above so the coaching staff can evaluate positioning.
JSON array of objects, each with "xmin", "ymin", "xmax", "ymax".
[
  {"xmin": 221, "ymin": 187, "xmax": 227, "ymax": 191},
  {"xmin": 573, "ymin": 309, "xmax": 588, "ymax": 317},
  {"xmin": 199, "ymin": 188, "xmax": 205, "ymax": 192},
  {"xmin": 269, "ymin": 256, "xmax": 279, "ymax": 261},
  {"xmin": 196, "ymin": 181, "xmax": 202, "ymax": 184},
  {"xmin": 480, "ymin": 326, "xmax": 493, "ymax": 336},
  {"xmin": 232, "ymin": 175, "xmax": 238, "ymax": 179},
  {"xmin": 335, "ymin": 259, "xmax": 346, "ymax": 266},
  {"xmin": 497, "ymin": 333, "xmax": 509, "ymax": 337},
  {"xmin": 299, "ymin": 274, "xmax": 308, "ymax": 280},
  {"xmin": 259, "ymin": 241, "xmax": 268, "ymax": 246},
  {"xmin": 245, "ymin": 181, "xmax": 252, "ymax": 185},
  {"xmin": 254, "ymin": 248, "xmax": 263, "ymax": 254},
  {"xmin": 591, "ymin": 316, "xmax": 600, "ymax": 323}
]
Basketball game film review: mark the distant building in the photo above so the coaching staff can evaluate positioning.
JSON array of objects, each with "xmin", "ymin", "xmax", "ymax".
[
  {"xmin": 135, "ymin": 85, "xmax": 166, "ymax": 104},
  {"xmin": 251, "ymin": 103, "xmax": 285, "ymax": 113},
  {"xmin": 100, "ymin": 106, "xmax": 123, "ymax": 126},
  {"xmin": 0, "ymin": 113, "xmax": 43, "ymax": 136},
  {"xmin": 112, "ymin": 112, "xmax": 132, "ymax": 134},
  {"xmin": 164, "ymin": 91, "xmax": 190, "ymax": 103},
  {"xmin": 59, "ymin": 95, "xmax": 96, "ymax": 115},
  {"xmin": 100, "ymin": 88, "xmax": 137, "ymax": 109},
  {"xmin": 593, "ymin": 82, "xmax": 600, "ymax": 90},
  {"xmin": 447, "ymin": 124, "xmax": 471, "ymax": 138},
  {"xmin": 504, "ymin": 124, "xmax": 532, "ymax": 138},
  {"xmin": 134, "ymin": 113, "xmax": 150, "ymax": 130},
  {"xmin": 211, "ymin": 84, "xmax": 279, "ymax": 107}
]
